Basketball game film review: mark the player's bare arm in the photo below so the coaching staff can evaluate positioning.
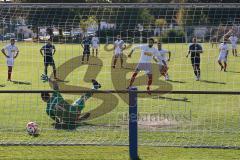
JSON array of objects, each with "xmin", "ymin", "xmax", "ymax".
[
  {"xmin": 42, "ymin": 74, "xmax": 59, "ymax": 90},
  {"xmin": 53, "ymin": 47, "xmax": 56, "ymax": 55},
  {"xmin": 14, "ymin": 50, "xmax": 19, "ymax": 59},
  {"xmin": 153, "ymin": 56, "xmax": 158, "ymax": 63},
  {"xmin": 168, "ymin": 51, "xmax": 171, "ymax": 61},
  {"xmin": 186, "ymin": 51, "xmax": 190, "ymax": 58},
  {"xmin": 50, "ymin": 79, "xmax": 59, "ymax": 90},
  {"xmin": 128, "ymin": 49, "xmax": 134, "ymax": 58},
  {"xmin": 40, "ymin": 48, "xmax": 44, "ymax": 56},
  {"xmin": 1, "ymin": 48, "xmax": 9, "ymax": 58}
]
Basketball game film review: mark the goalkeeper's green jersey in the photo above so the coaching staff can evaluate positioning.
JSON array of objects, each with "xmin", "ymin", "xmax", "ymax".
[{"xmin": 46, "ymin": 91, "xmax": 84, "ymax": 124}]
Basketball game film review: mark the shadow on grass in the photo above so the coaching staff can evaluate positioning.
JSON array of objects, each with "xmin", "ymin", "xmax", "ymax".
[
  {"xmin": 152, "ymin": 96, "xmax": 190, "ymax": 102},
  {"xmin": 167, "ymin": 79, "xmax": 186, "ymax": 83},
  {"xmin": 200, "ymin": 80, "xmax": 226, "ymax": 85},
  {"xmin": 78, "ymin": 122, "xmax": 121, "ymax": 128},
  {"xmin": 227, "ymin": 70, "xmax": 240, "ymax": 74},
  {"xmin": 55, "ymin": 79, "xmax": 69, "ymax": 83},
  {"xmin": 53, "ymin": 121, "xmax": 121, "ymax": 131},
  {"xmin": 11, "ymin": 80, "xmax": 31, "ymax": 85}
]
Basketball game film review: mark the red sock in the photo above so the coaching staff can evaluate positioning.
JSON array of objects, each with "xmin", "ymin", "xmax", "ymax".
[
  {"xmin": 224, "ymin": 63, "xmax": 227, "ymax": 70},
  {"xmin": 120, "ymin": 58, "xmax": 123, "ymax": 67},
  {"xmin": 113, "ymin": 58, "xmax": 117, "ymax": 67},
  {"xmin": 129, "ymin": 72, "xmax": 138, "ymax": 87},
  {"xmin": 147, "ymin": 74, "xmax": 152, "ymax": 86}
]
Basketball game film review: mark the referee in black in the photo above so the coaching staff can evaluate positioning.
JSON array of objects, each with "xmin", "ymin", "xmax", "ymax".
[
  {"xmin": 81, "ymin": 36, "xmax": 91, "ymax": 63},
  {"xmin": 186, "ymin": 37, "xmax": 203, "ymax": 81},
  {"xmin": 40, "ymin": 39, "xmax": 57, "ymax": 79}
]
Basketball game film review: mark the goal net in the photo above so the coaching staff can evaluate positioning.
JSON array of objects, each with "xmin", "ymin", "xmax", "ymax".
[{"xmin": 0, "ymin": 3, "xmax": 240, "ymax": 149}]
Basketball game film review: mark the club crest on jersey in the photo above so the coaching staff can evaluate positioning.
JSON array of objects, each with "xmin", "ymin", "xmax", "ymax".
[{"xmin": 144, "ymin": 52, "xmax": 153, "ymax": 56}]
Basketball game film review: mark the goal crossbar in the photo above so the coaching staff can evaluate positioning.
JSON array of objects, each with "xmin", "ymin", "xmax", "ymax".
[
  {"xmin": 0, "ymin": 90, "xmax": 239, "ymax": 94},
  {"xmin": 0, "ymin": 3, "xmax": 240, "ymax": 9}
]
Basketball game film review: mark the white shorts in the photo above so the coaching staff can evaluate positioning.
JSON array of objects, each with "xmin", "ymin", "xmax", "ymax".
[
  {"xmin": 232, "ymin": 44, "xmax": 237, "ymax": 49},
  {"xmin": 218, "ymin": 53, "xmax": 227, "ymax": 62},
  {"xmin": 7, "ymin": 58, "xmax": 14, "ymax": 66},
  {"xmin": 92, "ymin": 44, "xmax": 99, "ymax": 49},
  {"xmin": 114, "ymin": 52, "xmax": 123, "ymax": 58},
  {"xmin": 115, "ymin": 48, "xmax": 123, "ymax": 55},
  {"xmin": 135, "ymin": 63, "xmax": 152, "ymax": 74},
  {"xmin": 114, "ymin": 51, "xmax": 123, "ymax": 56}
]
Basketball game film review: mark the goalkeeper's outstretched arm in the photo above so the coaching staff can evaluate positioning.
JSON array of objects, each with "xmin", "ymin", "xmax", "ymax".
[
  {"xmin": 49, "ymin": 78, "xmax": 59, "ymax": 91},
  {"xmin": 128, "ymin": 45, "xmax": 140, "ymax": 58},
  {"xmin": 41, "ymin": 74, "xmax": 59, "ymax": 90}
]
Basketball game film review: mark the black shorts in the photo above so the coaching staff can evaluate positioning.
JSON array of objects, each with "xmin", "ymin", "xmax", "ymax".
[
  {"xmin": 83, "ymin": 50, "xmax": 90, "ymax": 55},
  {"xmin": 83, "ymin": 47, "xmax": 90, "ymax": 55},
  {"xmin": 44, "ymin": 58, "xmax": 55, "ymax": 66},
  {"xmin": 191, "ymin": 57, "xmax": 200, "ymax": 66}
]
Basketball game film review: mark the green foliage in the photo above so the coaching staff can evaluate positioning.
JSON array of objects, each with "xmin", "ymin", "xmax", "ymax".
[
  {"xmin": 80, "ymin": 16, "xmax": 98, "ymax": 33},
  {"xmin": 155, "ymin": 18, "xmax": 167, "ymax": 28},
  {"xmin": 175, "ymin": 8, "xmax": 185, "ymax": 27},
  {"xmin": 138, "ymin": 9, "xmax": 155, "ymax": 26},
  {"xmin": 161, "ymin": 29, "xmax": 185, "ymax": 43}
]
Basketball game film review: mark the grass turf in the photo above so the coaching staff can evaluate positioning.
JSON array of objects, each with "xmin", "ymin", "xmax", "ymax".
[
  {"xmin": 1, "ymin": 146, "xmax": 240, "ymax": 160},
  {"xmin": 0, "ymin": 41, "xmax": 240, "ymax": 159}
]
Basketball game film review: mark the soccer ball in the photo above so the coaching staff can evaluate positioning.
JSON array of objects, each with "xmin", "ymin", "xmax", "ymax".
[{"xmin": 26, "ymin": 122, "xmax": 39, "ymax": 136}]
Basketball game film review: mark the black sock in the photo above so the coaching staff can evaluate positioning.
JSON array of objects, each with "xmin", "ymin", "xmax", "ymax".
[{"xmin": 194, "ymin": 70, "xmax": 197, "ymax": 76}]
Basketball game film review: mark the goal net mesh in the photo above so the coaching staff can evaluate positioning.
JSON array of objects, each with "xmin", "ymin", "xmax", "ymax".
[{"xmin": 0, "ymin": 3, "xmax": 240, "ymax": 148}]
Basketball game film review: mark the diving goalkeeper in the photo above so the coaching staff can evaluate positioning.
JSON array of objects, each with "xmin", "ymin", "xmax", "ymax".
[{"xmin": 41, "ymin": 75, "xmax": 101, "ymax": 129}]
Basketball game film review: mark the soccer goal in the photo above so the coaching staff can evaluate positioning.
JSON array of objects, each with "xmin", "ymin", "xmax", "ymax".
[{"xmin": 1, "ymin": 2, "xmax": 240, "ymax": 159}]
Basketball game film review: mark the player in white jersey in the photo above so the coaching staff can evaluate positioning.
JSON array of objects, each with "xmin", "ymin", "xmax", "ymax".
[
  {"xmin": 218, "ymin": 39, "xmax": 229, "ymax": 72},
  {"xmin": 127, "ymin": 38, "xmax": 159, "ymax": 93},
  {"xmin": 1, "ymin": 38, "xmax": 19, "ymax": 81},
  {"xmin": 91, "ymin": 35, "xmax": 100, "ymax": 57},
  {"xmin": 154, "ymin": 42, "xmax": 171, "ymax": 80},
  {"xmin": 112, "ymin": 35, "xmax": 126, "ymax": 68},
  {"xmin": 228, "ymin": 34, "xmax": 238, "ymax": 56}
]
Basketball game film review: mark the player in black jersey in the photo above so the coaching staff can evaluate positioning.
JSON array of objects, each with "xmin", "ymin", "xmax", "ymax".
[
  {"xmin": 40, "ymin": 39, "xmax": 57, "ymax": 79},
  {"xmin": 186, "ymin": 37, "xmax": 203, "ymax": 81},
  {"xmin": 81, "ymin": 36, "xmax": 91, "ymax": 63}
]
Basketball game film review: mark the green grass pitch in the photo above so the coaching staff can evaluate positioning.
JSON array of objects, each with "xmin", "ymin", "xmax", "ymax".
[{"xmin": 0, "ymin": 41, "xmax": 240, "ymax": 159}]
